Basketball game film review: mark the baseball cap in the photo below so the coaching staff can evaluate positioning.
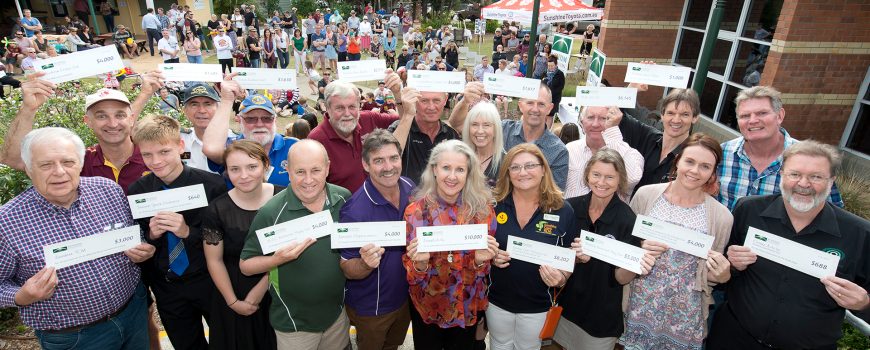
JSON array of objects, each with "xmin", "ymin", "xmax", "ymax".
[
  {"xmin": 183, "ymin": 82, "xmax": 221, "ymax": 103},
  {"xmin": 85, "ymin": 88, "xmax": 131, "ymax": 110},
  {"xmin": 240, "ymin": 94, "xmax": 276, "ymax": 115}
]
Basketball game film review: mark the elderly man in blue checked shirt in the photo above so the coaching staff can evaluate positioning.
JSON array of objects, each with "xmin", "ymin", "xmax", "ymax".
[{"xmin": 0, "ymin": 127, "xmax": 155, "ymax": 348}]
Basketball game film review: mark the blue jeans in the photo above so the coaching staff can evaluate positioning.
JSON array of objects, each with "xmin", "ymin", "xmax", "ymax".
[
  {"xmin": 35, "ymin": 282, "xmax": 148, "ymax": 350},
  {"xmin": 249, "ymin": 58, "xmax": 261, "ymax": 68},
  {"xmin": 187, "ymin": 55, "xmax": 203, "ymax": 64},
  {"xmin": 278, "ymin": 49, "xmax": 289, "ymax": 69}
]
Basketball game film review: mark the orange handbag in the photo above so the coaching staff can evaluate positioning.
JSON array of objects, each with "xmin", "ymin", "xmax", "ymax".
[{"xmin": 539, "ymin": 287, "xmax": 564, "ymax": 339}]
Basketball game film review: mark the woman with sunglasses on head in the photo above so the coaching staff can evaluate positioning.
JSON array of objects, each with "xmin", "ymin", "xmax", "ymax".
[
  {"xmin": 619, "ymin": 133, "xmax": 733, "ymax": 350},
  {"xmin": 488, "ymin": 143, "xmax": 577, "ymax": 350},
  {"xmin": 261, "ymin": 29, "xmax": 277, "ymax": 68},
  {"xmin": 292, "ymin": 29, "xmax": 307, "ymax": 75},
  {"xmin": 183, "ymin": 30, "xmax": 203, "ymax": 63},
  {"xmin": 555, "ymin": 149, "xmax": 656, "ymax": 350}
]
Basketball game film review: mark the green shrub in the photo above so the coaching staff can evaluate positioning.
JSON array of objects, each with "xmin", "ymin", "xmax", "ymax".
[
  {"xmin": 839, "ymin": 322, "xmax": 870, "ymax": 349},
  {"xmin": 837, "ymin": 165, "xmax": 870, "ymax": 220},
  {"xmin": 486, "ymin": 19, "xmax": 500, "ymax": 33},
  {"xmin": 421, "ymin": 11, "xmax": 455, "ymax": 30},
  {"xmin": 292, "ymin": 0, "xmax": 319, "ymax": 17}
]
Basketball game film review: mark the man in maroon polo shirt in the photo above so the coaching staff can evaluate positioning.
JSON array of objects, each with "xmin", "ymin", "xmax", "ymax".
[
  {"xmin": 0, "ymin": 72, "xmax": 164, "ymax": 195},
  {"xmin": 308, "ymin": 79, "xmax": 402, "ymax": 192}
]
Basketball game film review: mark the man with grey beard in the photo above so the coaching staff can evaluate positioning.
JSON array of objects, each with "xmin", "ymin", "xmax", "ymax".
[
  {"xmin": 308, "ymin": 79, "xmax": 401, "ymax": 193},
  {"xmin": 708, "ymin": 140, "xmax": 870, "ymax": 349},
  {"xmin": 202, "ymin": 74, "xmax": 297, "ymax": 186}
]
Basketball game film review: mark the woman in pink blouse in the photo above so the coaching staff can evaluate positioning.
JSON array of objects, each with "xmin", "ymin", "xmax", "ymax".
[{"xmin": 403, "ymin": 140, "xmax": 499, "ymax": 349}]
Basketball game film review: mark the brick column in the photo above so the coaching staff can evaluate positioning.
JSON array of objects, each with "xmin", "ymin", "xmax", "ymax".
[
  {"xmin": 762, "ymin": 0, "xmax": 870, "ymax": 144},
  {"xmin": 597, "ymin": 0, "xmax": 683, "ymax": 109}
]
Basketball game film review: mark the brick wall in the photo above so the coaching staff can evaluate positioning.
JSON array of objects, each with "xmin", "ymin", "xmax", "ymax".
[
  {"xmin": 764, "ymin": 0, "xmax": 870, "ymax": 144},
  {"xmin": 596, "ymin": 0, "xmax": 869, "ymax": 144},
  {"xmin": 598, "ymin": 0, "xmax": 683, "ymax": 109}
]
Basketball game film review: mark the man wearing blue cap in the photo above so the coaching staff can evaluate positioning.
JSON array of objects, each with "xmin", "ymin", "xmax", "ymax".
[{"xmin": 203, "ymin": 75, "xmax": 297, "ymax": 186}]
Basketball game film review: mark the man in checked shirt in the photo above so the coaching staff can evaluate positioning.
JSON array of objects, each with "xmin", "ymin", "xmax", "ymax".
[{"xmin": 0, "ymin": 127, "xmax": 156, "ymax": 348}]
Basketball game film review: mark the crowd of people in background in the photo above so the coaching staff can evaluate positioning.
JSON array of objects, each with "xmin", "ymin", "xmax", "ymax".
[{"xmin": 0, "ymin": 2, "xmax": 867, "ymax": 350}]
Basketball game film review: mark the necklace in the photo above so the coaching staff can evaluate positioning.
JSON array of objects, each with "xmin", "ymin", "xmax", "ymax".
[
  {"xmin": 447, "ymin": 251, "xmax": 453, "ymax": 263},
  {"xmin": 480, "ymin": 154, "xmax": 493, "ymax": 168}
]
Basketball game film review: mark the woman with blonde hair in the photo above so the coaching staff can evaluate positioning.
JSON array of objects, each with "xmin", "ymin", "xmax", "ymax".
[
  {"xmin": 619, "ymin": 133, "xmax": 733, "ymax": 350},
  {"xmin": 404, "ymin": 140, "xmax": 499, "ymax": 349},
  {"xmin": 488, "ymin": 143, "xmax": 577, "ymax": 350},
  {"xmin": 462, "ymin": 102, "xmax": 505, "ymax": 187}
]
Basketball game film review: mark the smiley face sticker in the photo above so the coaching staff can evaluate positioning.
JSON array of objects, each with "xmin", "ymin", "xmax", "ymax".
[{"xmin": 496, "ymin": 212, "xmax": 508, "ymax": 224}]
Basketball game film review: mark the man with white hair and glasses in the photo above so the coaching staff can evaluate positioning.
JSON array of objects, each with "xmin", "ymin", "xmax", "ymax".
[
  {"xmin": 203, "ymin": 75, "xmax": 297, "ymax": 186},
  {"xmin": 0, "ymin": 127, "xmax": 155, "ymax": 347}
]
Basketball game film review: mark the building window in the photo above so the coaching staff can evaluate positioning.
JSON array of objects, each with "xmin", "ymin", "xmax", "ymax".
[
  {"xmin": 843, "ymin": 68, "xmax": 870, "ymax": 156},
  {"xmin": 674, "ymin": 0, "xmax": 782, "ymax": 130}
]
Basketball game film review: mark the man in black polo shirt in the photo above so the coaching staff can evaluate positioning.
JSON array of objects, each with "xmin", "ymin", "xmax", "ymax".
[
  {"xmin": 388, "ymin": 87, "xmax": 459, "ymax": 184},
  {"xmin": 707, "ymin": 140, "xmax": 870, "ymax": 350}
]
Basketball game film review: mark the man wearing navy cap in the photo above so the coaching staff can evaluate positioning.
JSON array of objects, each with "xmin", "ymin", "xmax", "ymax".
[
  {"xmin": 203, "ymin": 76, "xmax": 297, "ymax": 186},
  {"xmin": 179, "ymin": 82, "xmax": 235, "ymax": 173}
]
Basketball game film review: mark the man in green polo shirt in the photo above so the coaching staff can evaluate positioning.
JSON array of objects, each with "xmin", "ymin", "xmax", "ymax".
[{"xmin": 240, "ymin": 139, "xmax": 352, "ymax": 349}]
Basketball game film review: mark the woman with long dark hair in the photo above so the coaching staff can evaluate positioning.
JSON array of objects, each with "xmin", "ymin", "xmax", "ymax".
[{"xmin": 619, "ymin": 134, "xmax": 733, "ymax": 350}]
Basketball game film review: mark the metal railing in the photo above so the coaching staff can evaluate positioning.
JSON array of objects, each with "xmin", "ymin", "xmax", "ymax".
[{"xmin": 845, "ymin": 311, "xmax": 870, "ymax": 336}]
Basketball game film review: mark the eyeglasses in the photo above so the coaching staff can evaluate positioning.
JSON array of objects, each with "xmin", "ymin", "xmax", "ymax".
[
  {"xmin": 782, "ymin": 171, "xmax": 831, "ymax": 184},
  {"xmin": 508, "ymin": 163, "xmax": 542, "ymax": 173},
  {"xmin": 241, "ymin": 116, "xmax": 275, "ymax": 124}
]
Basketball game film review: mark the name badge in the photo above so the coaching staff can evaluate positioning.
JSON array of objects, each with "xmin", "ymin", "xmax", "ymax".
[{"xmin": 543, "ymin": 214, "xmax": 560, "ymax": 222}]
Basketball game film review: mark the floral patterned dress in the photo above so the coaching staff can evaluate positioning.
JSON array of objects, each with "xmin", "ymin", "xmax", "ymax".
[
  {"xmin": 403, "ymin": 197, "xmax": 496, "ymax": 328},
  {"xmin": 620, "ymin": 196, "xmax": 708, "ymax": 350}
]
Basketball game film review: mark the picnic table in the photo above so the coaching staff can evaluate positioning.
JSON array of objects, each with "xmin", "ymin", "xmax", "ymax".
[{"xmin": 95, "ymin": 33, "xmax": 114, "ymax": 46}]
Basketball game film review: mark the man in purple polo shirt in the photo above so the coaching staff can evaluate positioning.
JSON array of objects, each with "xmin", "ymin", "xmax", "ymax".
[
  {"xmin": 338, "ymin": 129, "xmax": 415, "ymax": 349},
  {"xmin": 309, "ymin": 78, "xmax": 403, "ymax": 192}
]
